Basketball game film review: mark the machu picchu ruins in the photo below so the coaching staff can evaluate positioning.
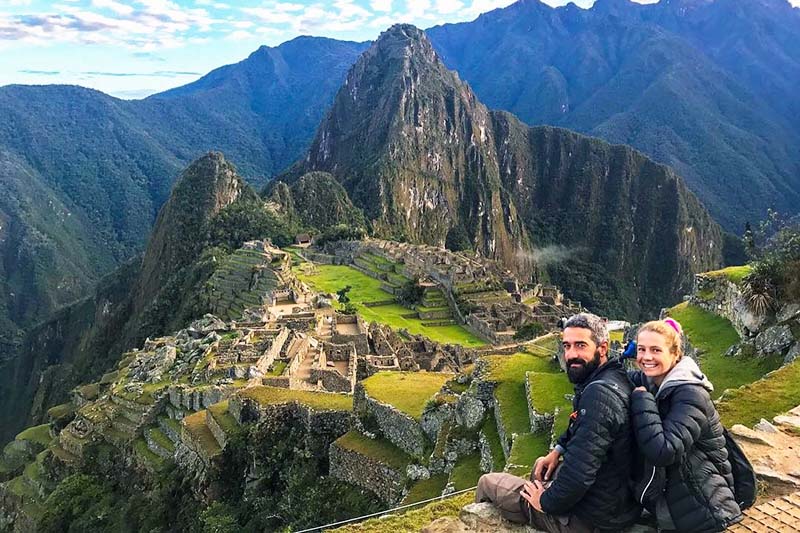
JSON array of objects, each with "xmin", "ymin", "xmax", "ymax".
[{"xmin": 4, "ymin": 228, "xmax": 800, "ymax": 533}]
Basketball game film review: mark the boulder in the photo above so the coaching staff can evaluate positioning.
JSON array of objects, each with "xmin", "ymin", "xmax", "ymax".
[
  {"xmin": 455, "ymin": 394, "xmax": 486, "ymax": 431},
  {"xmin": 777, "ymin": 303, "xmax": 800, "ymax": 324},
  {"xmin": 785, "ymin": 342, "xmax": 800, "ymax": 364},
  {"xmin": 754, "ymin": 324, "xmax": 794, "ymax": 356}
]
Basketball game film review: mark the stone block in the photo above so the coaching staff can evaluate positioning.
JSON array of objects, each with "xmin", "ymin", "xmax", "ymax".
[{"xmin": 755, "ymin": 324, "xmax": 794, "ymax": 356}]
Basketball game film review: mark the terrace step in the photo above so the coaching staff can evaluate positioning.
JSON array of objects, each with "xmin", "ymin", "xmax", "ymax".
[
  {"xmin": 182, "ymin": 410, "xmax": 223, "ymax": 461},
  {"xmin": 145, "ymin": 427, "xmax": 176, "ymax": 459},
  {"xmin": 49, "ymin": 444, "xmax": 78, "ymax": 465},
  {"xmin": 157, "ymin": 417, "xmax": 182, "ymax": 444}
]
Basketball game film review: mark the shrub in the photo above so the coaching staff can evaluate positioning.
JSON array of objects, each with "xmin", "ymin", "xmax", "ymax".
[{"xmin": 514, "ymin": 321, "xmax": 546, "ymax": 341}]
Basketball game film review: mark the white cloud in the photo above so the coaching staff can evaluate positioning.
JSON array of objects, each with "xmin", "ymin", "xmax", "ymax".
[
  {"xmin": 91, "ymin": 0, "xmax": 135, "ymax": 16},
  {"xmin": 225, "ymin": 29, "xmax": 252, "ymax": 40},
  {"xmin": 370, "ymin": 0, "xmax": 392, "ymax": 12},
  {"xmin": 433, "ymin": 0, "xmax": 464, "ymax": 14}
]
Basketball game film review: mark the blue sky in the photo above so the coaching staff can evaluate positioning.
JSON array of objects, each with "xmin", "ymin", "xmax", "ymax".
[{"xmin": 2, "ymin": 0, "xmax": 798, "ymax": 99}]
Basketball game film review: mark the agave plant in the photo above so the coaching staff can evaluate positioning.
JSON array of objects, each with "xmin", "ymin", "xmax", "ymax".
[{"xmin": 741, "ymin": 263, "xmax": 779, "ymax": 316}]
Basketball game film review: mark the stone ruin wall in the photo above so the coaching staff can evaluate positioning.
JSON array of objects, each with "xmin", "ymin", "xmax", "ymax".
[
  {"xmin": 354, "ymin": 384, "xmax": 428, "ymax": 459},
  {"xmin": 328, "ymin": 440, "xmax": 406, "ymax": 504}
]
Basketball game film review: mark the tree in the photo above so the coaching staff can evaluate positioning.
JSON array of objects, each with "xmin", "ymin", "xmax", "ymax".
[{"xmin": 336, "ymin": 285, "xmax": 352, "ymax": 303}]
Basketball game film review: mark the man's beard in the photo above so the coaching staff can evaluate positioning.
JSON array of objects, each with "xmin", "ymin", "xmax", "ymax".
[{"xmin": 566, "ymin": 349, "xmax": 601, "ymax": 384}]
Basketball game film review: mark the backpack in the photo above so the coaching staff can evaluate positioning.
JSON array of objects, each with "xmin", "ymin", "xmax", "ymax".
[{"xmin": 723, "ymin": 427, "xmax": 757, "ymax": 511}]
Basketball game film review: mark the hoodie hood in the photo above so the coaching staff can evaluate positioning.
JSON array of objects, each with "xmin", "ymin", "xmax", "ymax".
[{"xmin": 654, "ymin": 357, "xmax": 714, "ymax": 399}]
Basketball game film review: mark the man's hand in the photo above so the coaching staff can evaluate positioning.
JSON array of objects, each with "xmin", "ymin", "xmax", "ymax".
[
  {"xmin": 633, "ymin": 386, "xmax": 647, "ymax": 393},
  {"xmin": 520, "ymin": 480, "xmax": 545, "ymax": 512},
  {"xmin": 532, "ymin": 449, "xmax": 560, "ymax": 482}
]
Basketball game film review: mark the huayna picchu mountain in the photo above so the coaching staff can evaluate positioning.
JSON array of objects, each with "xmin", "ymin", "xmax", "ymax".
[
  {"xmin": 0, "ymin": 153, "xmax": 292, "ymax": 444},
  {"xmin": 284, "ymin": 24, "xmax": 724, "ymax": 317}
]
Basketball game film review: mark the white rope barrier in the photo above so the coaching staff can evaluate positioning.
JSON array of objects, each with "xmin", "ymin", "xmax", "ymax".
[{"xmin": 292, "ymin": 485, "xmax": 478, "ymax": 533}]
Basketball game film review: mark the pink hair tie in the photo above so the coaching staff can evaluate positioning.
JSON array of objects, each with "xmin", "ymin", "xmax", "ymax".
[{"xmin": 664, "ymin": 318, "xmax": 682, "ymax": 335}]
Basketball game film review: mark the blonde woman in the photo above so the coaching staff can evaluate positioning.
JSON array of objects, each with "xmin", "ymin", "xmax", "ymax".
[{"xmin": 630, "ymin": 319, "xmax": 742, "ymax": 532}]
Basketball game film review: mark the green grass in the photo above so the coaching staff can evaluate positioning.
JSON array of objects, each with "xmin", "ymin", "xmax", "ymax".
[
  {"xmin": 238, "ymin": 385, "xmax": 353, "ymax": 412},
  {"xmin": 7, "ymin": 474, "xmax": 37, "ymax": 500},
  {"xmin": 717, "ymin": 360, "xmax": 800, "ymax": 427},
  {"xmin": 47, "ymin": 402, "xmax": 75, "ymax": 421},
  {"xmin": 147, "ymin": 427, "xmax": 175, "ymax": 453},
  {"xmin": 702, "ymin": 265, "xmax": 752, "ymax": 285},
  {"xmin": 402, "ymin": 474, "xmax": 449, "ymax": 504},
  {"xmin": 267, "ymin": 361, "xmax": 287, "ymax": 376},
  {"xmin": 296, "ymin": 265, "xmax": 484, "ymax": 347},
  {"xmin": 114, "ymin": 380, "xmax": 169, "ymax": 405},
  {"xmin": 133, "ymin": 438, "xmax": 168, "ymax": 470},
  {"xmin": 100, "ymin": 370, "xmax": 119, "ymax": 385},
  {"xmin": 449, "ymin": 453, "xmax": 482, "ymax": 490},
  {"xmin": 668, "ymin": 302, "xmax": 782, "ymax": 398},
  {"xmin": 15, "ymin": 425, "xmax": 52, "ymax": 447},
  {"xmin": 23, "ymin": 460, "xmax": 41, "ymax": 483},
  {"xmin": 361, "ymin": 372, "xmax": 451, "ymax": 420},
  {"xmin": 77, "ymin": 382, "xmax": 100, "ymax": 400},
  {"xmin": 208, "ymin": 401, "xmax": 240, "ymax": 435},
  {"xmin": 527, "ymin": 371, "xmax": 572, "ymax": 414},
  {"xmin": 609, "ymin": 330, "xmax": 624, "ymax": 343},
  {"xmin": 506, "ymin": 433, "xmax": 549, "ymax": 477},
  {"xmin": 484, "ymin": 352, "xmax": 559, "ymax": 436},
  {"xmin": 159, "ymin": 416, "xmax": 181, "ymax": 436},
  {"xmin": 331, "ymin": 492, "xmax": 475, "ymax": 533},
  {"xmin": 182, "ymin": 411, "xmax": 222, "ymax": 457},
  {"xmin": 335, "ymin": 431, "xmax": 412, "ymax": 471},
  {"xmin": 480, "ymin": 417, "xmax": 506, "ymax": 471}
]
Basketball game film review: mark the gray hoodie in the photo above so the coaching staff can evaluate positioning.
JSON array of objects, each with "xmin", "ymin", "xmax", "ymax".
[{"xmin": 650, "ymin": 356, "xmax": 714, "ymax": 400}]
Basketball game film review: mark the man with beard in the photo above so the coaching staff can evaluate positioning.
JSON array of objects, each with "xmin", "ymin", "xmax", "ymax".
[{"xmin": 475, "ymin": 313, "xmax": 639, "ymax": 532}]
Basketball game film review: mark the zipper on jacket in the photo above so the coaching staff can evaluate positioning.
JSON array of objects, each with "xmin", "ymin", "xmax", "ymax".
[{"xmin": 641, "ymin": 465, "xmax": 657, "ymax": 504}]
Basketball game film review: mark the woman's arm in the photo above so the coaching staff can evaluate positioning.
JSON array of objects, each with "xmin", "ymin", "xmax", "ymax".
[{"xmin": 630, "ymin": 385, "xmax": 708, "ymax": 467}]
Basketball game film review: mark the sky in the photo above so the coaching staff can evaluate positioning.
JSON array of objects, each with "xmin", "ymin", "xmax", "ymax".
[{"xmin": 2, "ymin": 0, "xmax": 798, "ymax": 99}]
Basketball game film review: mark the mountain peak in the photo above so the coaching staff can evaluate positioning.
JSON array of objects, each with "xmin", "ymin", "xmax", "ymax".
[
  {"xmin": 136, "ymin": 152, "xmax": 254, "ymax": 311},
  {"xmin": 368, "ymin": 23, "xmax": 438, "ymax": 64}
]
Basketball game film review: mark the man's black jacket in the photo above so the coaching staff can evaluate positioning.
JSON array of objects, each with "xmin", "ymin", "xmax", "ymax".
[{"xmin": 539, "ymin": 359, "xmax": 640, "ymax": 529}]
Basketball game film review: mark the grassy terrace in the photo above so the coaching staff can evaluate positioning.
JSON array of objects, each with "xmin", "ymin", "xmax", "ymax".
[
  {"xmin": 484, "ymin": 351, "xmax": 558, "ymax": 436},
  {"xmin": 507, "ymin": 433, "xmax": 549, "ymax": 476},
  {"xmin": 267, "ymin": 361, "xmax": 287, "ymax": 376},
  {"xmin": 402, "ymin": 473, "xmax": 449, "ymax": 504},
  {"xmin": 332, "ymin": 491, "xmax": 474, "ymax": 533},
  {"xmin": 335, "ymin": 430, "xmax": 411, "ymax": 471},
  {"xmin": 133, "ymin": 437, "xmax": 167, "ymax": 470},
  {"xmin": 668, "ymin": 302, "xmax": 782, "ymax": 398},
  {"xmin": 717, "ymin": 360, "xmax": 800, "ymax": 428},
  {"xmin": 208, "ymin": 400, "xmax": 240, "ymax": 435},
  {"xmin": 111, "ymin": 373, "xmax": 170, "ymax": 405},
  {"xmin": 15, "ymin": 424, "xmax": 52, "ymax": 447},
  {"xmin": 46, "ymin": 402, "xmax": 75, "ymax": 420},
  {"xmin": 182, "ymin": 411, "xmax": 221, "ymax": 457},
  {"xmin": 295, "ymin": 264, "xmax": 484, "ymax": 347},
  {"xmin": 480, "ymin": 417, "xmax": 505, "ymax": 471},
  {"xmin": 449, "ymin": 453, "xmax": 482, "ymax": 490},
  {"xmin": 701, "ymin": 265, "xmax": 752, "ymax": 285},
  {"xmin": 361, "ymin": 372, "xmax": 452, "ymax": 420},
  {"xmin": 527, "ymin": 371, "xmax": 572, "ymax": 414},
  {"xmin": 238, "ymin": 385, "xmax": 353, "ymax": 412}
]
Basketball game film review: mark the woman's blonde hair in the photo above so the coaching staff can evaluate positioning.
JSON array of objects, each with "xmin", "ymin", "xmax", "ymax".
[{"xmin": 637, "ymin": 319, "xmax": 683, "ymax": 359}]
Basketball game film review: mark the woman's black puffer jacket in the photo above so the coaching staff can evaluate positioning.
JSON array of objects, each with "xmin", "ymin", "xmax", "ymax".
[{"xmin": 630, "ymin": 357, "xmax": 742, "ymax": 532}]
